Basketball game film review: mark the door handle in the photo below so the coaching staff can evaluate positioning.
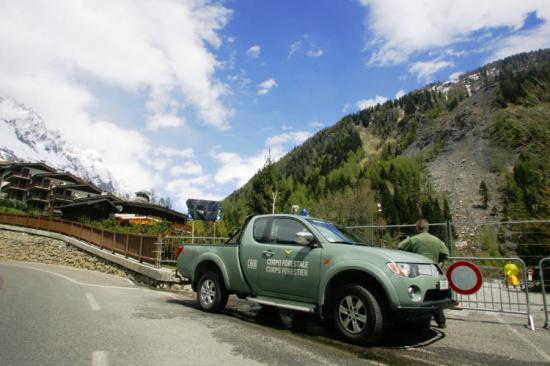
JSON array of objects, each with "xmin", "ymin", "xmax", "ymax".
[{"xmin": 262, "ymin": 250, "xmax": 274, "ymax": 258}]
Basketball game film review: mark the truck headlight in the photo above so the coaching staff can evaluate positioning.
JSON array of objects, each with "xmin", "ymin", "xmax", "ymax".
[{"xmin": 387, "ymin": 262, "xmax": 441, "ymax": 278}]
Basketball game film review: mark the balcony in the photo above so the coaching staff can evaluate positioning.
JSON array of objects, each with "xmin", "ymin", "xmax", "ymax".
[
  {"xmin": 52, "ymin": 193, "xmax": 74, "ymax": 203},
  {"xmin": 1, "ymin": 183, "xmax": 29, "ymax": 192},
  {"xmin": 27, "ymin": 195, "xmax": 49, "ymax": 203},
  {"xmin": 28, "ymin": 183, "xmax": 52, "ymax": 191},
  {"xmin": 5, "ymin": 171, "xmax": 31, "ymax": 181}
]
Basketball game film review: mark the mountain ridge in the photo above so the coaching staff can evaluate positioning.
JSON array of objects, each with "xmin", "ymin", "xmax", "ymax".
[
  {"xmin": 0, "ymin": 97, "xmax": 120, "ymax": 193},
  {"xmin": 223, "ymin": 49, "xmax": 550, "ymax": 249}
]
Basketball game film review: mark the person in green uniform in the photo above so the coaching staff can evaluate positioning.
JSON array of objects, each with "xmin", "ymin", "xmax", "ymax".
[{"xmin": 398, "ymin": 218, "xmax": 450, "ymax": 328}]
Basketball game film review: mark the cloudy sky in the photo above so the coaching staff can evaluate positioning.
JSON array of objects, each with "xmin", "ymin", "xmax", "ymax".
[{"xmin": 1, "ymin": 0, "xmax": 549, "ymax": 211}]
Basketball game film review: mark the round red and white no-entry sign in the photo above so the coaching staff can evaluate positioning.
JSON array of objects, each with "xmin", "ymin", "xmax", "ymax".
[{"xmin": 446, "ymin": 261, "xmax": 483, "ymax": 295}]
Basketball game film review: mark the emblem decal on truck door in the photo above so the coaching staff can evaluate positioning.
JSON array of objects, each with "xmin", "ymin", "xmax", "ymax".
[
  {"xmin": 247, "ymin": 259, "xmax": 258, "ymax": 270},
  {"xmin": 265, "ymin": 259, "xmax": 309, "ymax": 277}
]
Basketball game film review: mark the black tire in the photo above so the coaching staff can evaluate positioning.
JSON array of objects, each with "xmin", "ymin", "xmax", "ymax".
[
  {"xmin": 196, "ymin": 271, "xmax": 229, "ymax": 313},
  {"xmin": 332, "ymin": 283, "xmax": 385, "ymax": 345}
]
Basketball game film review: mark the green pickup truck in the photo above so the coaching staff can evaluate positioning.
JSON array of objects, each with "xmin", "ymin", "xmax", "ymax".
[{"xmin": 176, "ymin": 214, "xmax": 455, "ymax": 344}]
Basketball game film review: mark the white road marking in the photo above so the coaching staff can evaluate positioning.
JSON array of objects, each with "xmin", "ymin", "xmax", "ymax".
[
  {"xmin": 92, "ymin": 351, "xmax": 108, "ymax": 366},
  {"xmin": 495, "ymin": 314, "xmax": 550, "ymax": 362},
  {"xmin": 85, "ymin": 293, "xmax": 101, "ymax": 311},
  {"xmin": 0, "ymin": 262, "xmax": 189, "ymax": 305},
  {"xmin": 25, "ymin": 261, "xmax": 135, "ymax": 285},
  {"xmin": 0, "ymin": 262, "xmax": 143, "ymax": 291}
]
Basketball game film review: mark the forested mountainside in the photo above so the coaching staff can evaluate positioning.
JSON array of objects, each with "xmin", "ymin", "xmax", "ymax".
[{"xmin": 223, "ymin": 49, "xmax": 550, "ymax": 260}]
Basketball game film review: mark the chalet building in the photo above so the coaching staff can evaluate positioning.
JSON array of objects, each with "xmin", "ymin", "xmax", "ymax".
[
  {"xmin": 0, "ymin": 162, "xmax": 57, "ymax": 203},
  {"xmin": 1, "ymin": 161, "xmax": 187, "ymax": 226},
  {"xmin": 59, "ymin": 194, "xmax": 188, "ymax": 225},
  {"xmin": 0, "ymin": 162, "xmax": 101, "ymax": 212},
  {"xmin": 50, "ymin": 182, "xmax": 102, "ymax": 212}
]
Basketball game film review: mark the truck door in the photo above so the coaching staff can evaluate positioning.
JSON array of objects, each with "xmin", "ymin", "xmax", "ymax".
[
  {"xmin": 258, "ymin": 217, "xmax": 321, "ymax": 301},
  {"xmin": 238, "ymin": 216, "xmax": 271, "ymax": 294}
]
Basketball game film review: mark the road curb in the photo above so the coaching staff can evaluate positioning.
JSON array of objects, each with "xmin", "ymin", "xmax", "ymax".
[{"xmin": 0, "ymin": 224, "xmax": 177, "ymax": 282}]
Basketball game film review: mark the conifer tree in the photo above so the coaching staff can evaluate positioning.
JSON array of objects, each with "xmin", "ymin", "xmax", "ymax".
[{"xmin": 479, "ymin": 181, "xmax": 489, "ymax": 209}]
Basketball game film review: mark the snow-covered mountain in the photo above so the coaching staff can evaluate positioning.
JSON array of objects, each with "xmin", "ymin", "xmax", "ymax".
[{"xmin": 0, "ymin": 97, "xmax": 120, "ymax": 192}]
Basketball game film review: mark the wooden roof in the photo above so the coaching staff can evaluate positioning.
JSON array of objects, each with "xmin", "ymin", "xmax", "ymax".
[
  {"xmin": 52, "ymin": 182, "xmax": 102, "ymax": 194},
  {"xmin": 32, "ymin": 172, "xmax": 82, "ymax": 184}
]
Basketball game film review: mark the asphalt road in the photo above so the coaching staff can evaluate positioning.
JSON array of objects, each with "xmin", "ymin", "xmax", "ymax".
[{"xmin": 1, "ymin": 261, "xmax": 549, "ymax": 366}]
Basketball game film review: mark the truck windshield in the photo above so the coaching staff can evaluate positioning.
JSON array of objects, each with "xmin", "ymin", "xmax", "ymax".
[{"xmin": 307, "ymin": 219, "xmax": 368, "ymax": 246}]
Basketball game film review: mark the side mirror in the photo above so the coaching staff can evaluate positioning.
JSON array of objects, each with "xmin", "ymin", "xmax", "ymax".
[{"xmin": 295, "ymin": 231, "xmax": 315, "ymax": 246}]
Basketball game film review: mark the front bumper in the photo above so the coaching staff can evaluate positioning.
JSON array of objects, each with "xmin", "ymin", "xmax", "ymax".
[{"xmin": 393, "ymin": 298, "xmax": 458, "ymax": 320}]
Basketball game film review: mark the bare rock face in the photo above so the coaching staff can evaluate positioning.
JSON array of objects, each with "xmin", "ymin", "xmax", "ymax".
[{"xmin": 426, "ymin": 90, "xmax": 506, "ymax": 238}]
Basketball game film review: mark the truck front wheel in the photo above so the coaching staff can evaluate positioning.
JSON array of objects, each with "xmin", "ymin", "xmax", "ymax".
[
  {"xmin": 197, "ymin": 271, "xmax": 229, "ymax": 313},
  {"xmin": 332, "ymin": 283, "xmax": 384, "ymax": 345}
]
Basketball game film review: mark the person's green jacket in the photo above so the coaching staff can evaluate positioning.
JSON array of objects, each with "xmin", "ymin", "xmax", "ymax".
[{"xmin": 398, "ymin": 232, "xmax": 449, "ymax": 263}]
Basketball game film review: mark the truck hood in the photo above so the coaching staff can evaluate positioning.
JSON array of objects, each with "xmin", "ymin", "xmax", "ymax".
[{"xmin": 334, "ymin": 245, "xmax": 434, "ymax": 264}]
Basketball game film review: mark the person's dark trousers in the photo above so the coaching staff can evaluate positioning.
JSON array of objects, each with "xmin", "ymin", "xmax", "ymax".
[{"xmin": 434, "ymin": 309, "xmax": 446, "ymax": 328}]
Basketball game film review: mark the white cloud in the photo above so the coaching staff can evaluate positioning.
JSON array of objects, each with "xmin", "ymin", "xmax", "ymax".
[
  {"xmin": 289, "ymin": 36, "xmax": 324, "ymax": 58},
  {"xmin": 165, "ymin": 174, "xmax": 223, "ymax": 211},
  {"xmin": 395, "ymin": 89, "xmax": 406, "ymax": 99},
  {"xmin": 247, "ymin": 45, "xmax": 261, "ymax": 58},
  {"xmin": 213, "ymin": 151, "xmax": 266, "ymax": 187},
  {"xmin": 257, "ymin": 78, "xmax": 278, "ymax": 96},
  {"xmin": 489, "ymin": 18, "xmax": 550, "ymax": 61},
  {"xmin": 409, "ymin": 60, "xmax": 454, "ymax": 82},
  {"xmin": 146, "ymin": 146, "xmax": 197, "ymax": 180},
  {"xmin": 170, "ymin": 161, "xmax": 204, "ymax": 177},
  {"xmin": 266, "ymin": 131, "xmax": 311, "ymax": 147},
  {"xmin": 213, "ymin": 130, "xmax": 312, "ymax": 188},
  {"xmin": 288, "ymin": 41, "xmax": 302, "ymax": 57},
  {"xmin": 448, "ymin": 71, "xmax": 464, "ymax": 81},
  {"xmin": 0, "ymin": 0, "xmax": 232, "ymax": 196},
  {"xmin": 306, "ymin": 47, "xmax": 324, "ymax": 57},
  {"xmin": 360, "ymin": 0, "xmax": 549, "ymax": 65},
  {"xmin": 153, "ymin": 146, "xmax": 194, "ymax": 159},
  {"xmin": 309, "ymin": 120, "xmax": 324, "ymax": 129},
  {"xmin": 281, "ymin": 124, "xmax": 293, "ymax": 131},
  {"xmin": 356, "ymin": 96, "xmax": 388, "ymax": 110},
  {"xmin": 146, "ymin": 113, "xmax": 184, "ymax": 131}
]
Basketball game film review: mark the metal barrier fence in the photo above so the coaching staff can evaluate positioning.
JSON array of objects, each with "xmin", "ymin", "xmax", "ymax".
[
  {"xmin": 448, "ymin": 256, "xmax": 535, "ymax": 330},
  {"xmin": 0, "ymin": 213, "xmax": 161, "ymax": 266},
  {"xmin": 540, "ymin": 257, "xmax": 550, "ymax": 329},
  {"xmin": 346, "ymin": 221, "xmax": 453, "ymax": 252},
  {"xmin": 161, "ymin": 235, "xmax": 229, "ymax": 263},
  {"xmin": 471, "ymin": 220, "xmax": 550, "ymax": 262}
]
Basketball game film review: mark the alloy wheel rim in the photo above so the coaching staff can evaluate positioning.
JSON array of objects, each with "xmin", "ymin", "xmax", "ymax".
[
  {"xmin": 338, "ymin": 295, "xmax": 367, "ymax": 334},
  {"xmin": 200, "ymin": 279, "xmax": 216, "ymax": 305}
]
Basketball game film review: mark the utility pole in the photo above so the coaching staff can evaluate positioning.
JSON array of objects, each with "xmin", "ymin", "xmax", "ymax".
[{"xmin": 271, "ymin": 189, "xmax": 278, "ymax": 214}]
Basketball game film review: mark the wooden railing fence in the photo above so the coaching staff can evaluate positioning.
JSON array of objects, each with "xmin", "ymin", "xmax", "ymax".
[{"xmin": 0, "ymin": 213, "xmax": 160, "ymax": 267}]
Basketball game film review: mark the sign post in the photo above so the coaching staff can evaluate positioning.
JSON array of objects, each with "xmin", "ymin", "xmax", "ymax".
[
  {"xmin": 527, "ymin": 267, "xmax": 534, "ymax": 282},
  {"xmin": 187, "ymin": 199, "xmax": 222, "ymax": 242}
]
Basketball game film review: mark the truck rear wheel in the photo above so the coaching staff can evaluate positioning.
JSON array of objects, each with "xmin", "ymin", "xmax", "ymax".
[
  {"xmin": 332, "ymin": 283, "xmax": 384, "ymax": 345},
  {"xmin": 197, "ymin": 271, "xmax": 228, "ymax": 313}
]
